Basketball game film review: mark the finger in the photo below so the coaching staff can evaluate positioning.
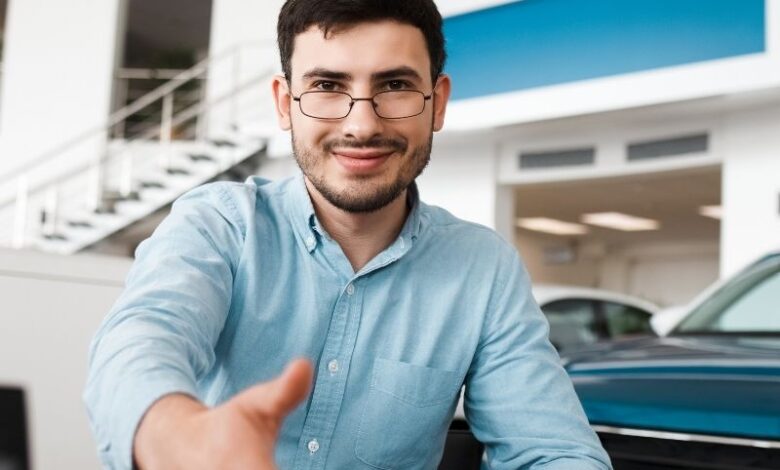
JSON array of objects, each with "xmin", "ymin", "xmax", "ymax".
[
  {"xmin": 270, "ymin": 358, "xmax": 314, "ymax": 414},
  {"xmin": 234, "ymin": 359, "xmax": 313, "ymax": 419}
]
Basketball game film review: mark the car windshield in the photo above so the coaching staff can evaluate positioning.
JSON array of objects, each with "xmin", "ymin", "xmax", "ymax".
[{"xmin": 674, "ymin": 254, "xmax": 780, "ymax": 335}]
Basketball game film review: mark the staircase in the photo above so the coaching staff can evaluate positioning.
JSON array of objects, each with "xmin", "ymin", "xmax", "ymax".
[{"xmin": 0, "ymin": 44, "xmax": 281, "ymax": 255}]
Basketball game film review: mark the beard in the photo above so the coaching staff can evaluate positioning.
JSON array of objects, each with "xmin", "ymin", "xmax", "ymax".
[{"xmin": 291, "ymin": 131, "xmax": 432, "ymax": 213}]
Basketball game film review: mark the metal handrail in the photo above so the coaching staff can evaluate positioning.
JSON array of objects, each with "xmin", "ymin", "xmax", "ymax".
[
  {"xmin": 0, "ymin": 41, "xmax": 270, "ymax": 187},
  {"xmin": 14, "ymin": 71, "xmax": 272, "ymax": 202},
  {"xmin": 117, "ymin": 68, "xmax": 208, "ymax": 80}
]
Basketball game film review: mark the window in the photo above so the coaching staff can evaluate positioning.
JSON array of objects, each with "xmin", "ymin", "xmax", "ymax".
[
  {"xmin": 542, "ymin": 299, "xmax": 602, "ymax": 351},
  {"xmin": 677, "ymin": 256, "xmax": 780, "ymax": 334},
  {"xmin": 602, "ymin": 302, "xmax": 653, "ymax": 337}
]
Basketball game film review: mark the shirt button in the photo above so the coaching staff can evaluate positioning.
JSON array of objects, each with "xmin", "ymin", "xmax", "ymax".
[
  {"xmin": 346, "ymin": 283, "xmax": 355, "ymax": 295},
  {"xmin": 307, "ymin": 439, "xmax": 320, "ymax": 454},
  {"xmin": 328, "ymin": 359, "xmax": 339, "ymax": 373},
  {"xmin": 306, "ymin": 235, "xmax": 315, "ymax": 246}
]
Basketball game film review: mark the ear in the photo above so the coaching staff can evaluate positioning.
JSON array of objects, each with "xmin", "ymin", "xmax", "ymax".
[
  {"xmin": 432, "ymin": 74, "xmax": 451, "ymax": 132},
  {"xmin": 272, "ymin": 75, "xmax": 292, "ymax": 131}
]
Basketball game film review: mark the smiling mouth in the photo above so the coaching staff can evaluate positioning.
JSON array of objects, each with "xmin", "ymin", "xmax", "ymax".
[
  {"xmin": 331, "ymin": 148, "xmax": 395, "ymax": 159},
  {"xmin": 331, "ymin": 149, "xmax": 394, "ymax": 172}
]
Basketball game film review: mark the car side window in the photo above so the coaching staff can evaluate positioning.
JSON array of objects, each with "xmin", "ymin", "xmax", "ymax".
[
  {"xmin": 541, "ymin": 299, "xmax": 601, "ymax": 351},
  {"xmin": 715, "ymin": 269, "xmax": 780, "ymax": 332},
  {"xmin": 602, "ymin": 302, "xmax": 654, "ymax": 337}
]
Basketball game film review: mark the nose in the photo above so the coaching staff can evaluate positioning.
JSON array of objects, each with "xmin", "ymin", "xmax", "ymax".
[{"xmin": 340, "ymin": 98, "xmax": 384, "ymax": 141}]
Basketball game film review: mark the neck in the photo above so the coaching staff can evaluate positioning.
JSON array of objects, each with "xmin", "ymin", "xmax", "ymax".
[{"xmin": 304, "ymin": 178, "xmax": 410, "ymax": 272}]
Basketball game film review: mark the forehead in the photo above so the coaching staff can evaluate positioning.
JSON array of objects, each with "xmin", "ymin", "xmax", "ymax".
[{"xmin": 290, "ymin": 21, "xmax": 431, "ymax": 83}]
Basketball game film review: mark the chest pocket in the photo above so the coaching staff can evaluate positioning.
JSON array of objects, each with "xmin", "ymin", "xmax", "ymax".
[{"xmin": 355, "ymin": 358, "xmax": 462, "ymax": 469}]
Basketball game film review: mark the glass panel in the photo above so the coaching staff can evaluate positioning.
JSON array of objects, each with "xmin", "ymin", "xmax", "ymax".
[
  {"xmin": 542, "ymin": 299, "xmax": 599, "ymax": 351},
  {"xmin": 603, "ymin": 302, "xmax": 653, "ymax": 337},
  {"xmin": 677, "ymin": 256, "xmax": 780, "ymax": 334}
]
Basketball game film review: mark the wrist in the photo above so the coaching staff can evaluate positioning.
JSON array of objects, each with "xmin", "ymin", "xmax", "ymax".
[{"xmin": 133, "ymin": 393, "xmax": 206, "ymax": 469}]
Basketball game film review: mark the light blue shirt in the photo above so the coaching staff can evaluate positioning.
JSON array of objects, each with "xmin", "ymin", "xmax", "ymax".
[{"xmin": 84, "ymin": 174, "xmax": 611, "ymax": 470}]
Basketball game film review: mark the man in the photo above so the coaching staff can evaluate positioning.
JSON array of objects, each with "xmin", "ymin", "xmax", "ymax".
[{"xmin": 84, "ymin": 1, "xmax": 612, "ymax": 469}]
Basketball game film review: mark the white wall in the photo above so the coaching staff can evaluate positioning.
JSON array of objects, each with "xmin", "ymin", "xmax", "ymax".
[
  {"xmin": 517, "ymin": 235, "xmax": 720, "ymax": 307},
  {"xmin": 721, "ymin": 104, "xmax": 780, "ymax": 276},
  {"xmin": 419, "ymin": 135, "xmax": 509, "ymax": 233},
  {"xmin": 599, "ymin": 241, "xmax": 720, "ymax": 307},
  {"xmin": 0, "ymin": 0, "xmax": 125, "ymax": 178},
  {"xmin": 0, "ymin": 248, "xmax": 131, "ymax": 470}
]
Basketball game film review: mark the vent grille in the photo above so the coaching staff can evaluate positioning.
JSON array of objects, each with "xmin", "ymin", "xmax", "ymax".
[
  {"xmin": 519, "ymin": 148, "xmax": 595, "ymax": 169},
  {"xmin": 628, "ymin": 134, "xmax": 708, "ymax": 161}
]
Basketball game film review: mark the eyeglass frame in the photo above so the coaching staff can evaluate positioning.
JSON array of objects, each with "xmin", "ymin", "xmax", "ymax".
[{"xmin": 291, "ymin": 89, "xmax": 433, "ymax": 120}]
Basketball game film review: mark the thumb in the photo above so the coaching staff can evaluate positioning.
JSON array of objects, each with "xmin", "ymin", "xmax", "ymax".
[{"xmin": 234, "ymin": 359, "xmax": 314, "ymax": 420}]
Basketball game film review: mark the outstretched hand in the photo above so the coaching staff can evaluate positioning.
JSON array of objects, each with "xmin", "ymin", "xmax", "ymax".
[{"xmin": 134, "ymin": 359, "xmax": 314, "ymax": 470}]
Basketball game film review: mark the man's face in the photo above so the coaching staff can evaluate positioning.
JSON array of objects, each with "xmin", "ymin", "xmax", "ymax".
[{"xmin": 272, "ymin": 21, "xmax": 451, "ymax": 213}]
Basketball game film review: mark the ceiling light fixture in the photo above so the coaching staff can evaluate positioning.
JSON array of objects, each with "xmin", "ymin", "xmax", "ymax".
[
  {"xmin": 516, "ymin": 217, "xmax": 589, "ymax": 236},
  {"xmin": 581, "ymin": 212, "xmax": 660, "ymax": 231},
  {"xmin": 699, "ymin": 205, "xmax": 722, "ymax": 220}
]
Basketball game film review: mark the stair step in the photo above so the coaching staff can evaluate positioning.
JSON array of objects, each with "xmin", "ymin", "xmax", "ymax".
[
  {"xmin": 209, "ymin": 139, "xmax": 237, "ymax": 148},
  {"xmin": 165, "ymin": 167, "xmax": 191, "ymax": 176},
  {"xmin": 188, "ymin": 153, "xmax": 216, "ymax": 163},
  {"xmin": 43, "ymin": 233, "xmax": 68, "ymax": 242},
  {"xmin": 94, "ymin": 206, "xmax": 117, "ymax": 215},
  {"xmin": 103, "ymin": 191, "xmax": 141, "ymax": 202},
  {"xmin": 67, "ymin": 220, "xmax": 94, "ymax": 229},
  {"xmin": 140, "ymin": 180, "xmax": 166, "ymax": 189}
]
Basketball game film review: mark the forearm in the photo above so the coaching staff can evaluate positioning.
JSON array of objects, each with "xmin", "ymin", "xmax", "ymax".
[{"xmin": 134, "ymin": 393, "xmax": 207, "ymax": 470}]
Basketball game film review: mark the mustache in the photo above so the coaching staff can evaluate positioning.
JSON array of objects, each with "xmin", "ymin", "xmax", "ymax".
[{"xmin": 323, "ymin": 137, "xmax": 407, "ymax": 153}]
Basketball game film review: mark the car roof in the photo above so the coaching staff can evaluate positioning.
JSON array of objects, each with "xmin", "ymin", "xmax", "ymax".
[{"xmin": 532, "ymin": 283, "xmax": 659, "ymax": 313}]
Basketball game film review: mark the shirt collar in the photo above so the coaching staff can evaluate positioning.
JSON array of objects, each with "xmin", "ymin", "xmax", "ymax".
[{"xmin": 286, "ymin": 172, "xmax": 422, "ymax": 254}]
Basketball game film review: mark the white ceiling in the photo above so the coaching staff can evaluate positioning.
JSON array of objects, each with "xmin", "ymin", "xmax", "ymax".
[{"xmin": 514, "ymin": 165, "xmax": 721, "ymax": 245}]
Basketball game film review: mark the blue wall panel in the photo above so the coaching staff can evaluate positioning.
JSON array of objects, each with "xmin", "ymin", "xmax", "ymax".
[{"xmin": 444, "ymin": 0, "xmax": 766, "ymax": 100}]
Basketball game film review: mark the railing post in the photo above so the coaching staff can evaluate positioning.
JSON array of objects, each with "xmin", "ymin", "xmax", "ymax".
[
  {"xmin": 230, "ymin": 48, "xmax": 241, "ymax": 128},
  {"xmin": 120, "ymin": 149, "xmax": 134, "ymax": 198},
  {"xmin": 12, "ymin": 176, "xmax": 29, "ymax": 249},
  {"xmin": 195, "ymin": 77, "xmax": 208, "ymax": 140},
  {"xmin": 43, "ymin": 187, "xmax": 59, "ymax": 237},
  {"xmin": 160, "ymin": 93, "xmax": 174, "ymax": 169},
  {"xmin": 114, "ymin": 78, "xmax": 130, "ymax": 139},
  {"xmin": 89, "ymin": 154, "xmax": 105, "ymax": 213}
]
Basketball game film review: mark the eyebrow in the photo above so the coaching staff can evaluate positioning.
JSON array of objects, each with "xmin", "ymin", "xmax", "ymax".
[
  {"xmin": 300, "ymin": 66, "xmax": 424, "ymax": 83},
  {"xmin": 301, "ymin": 68, "xmax": 352, "ymax": 82},
  {"xmin": 371, "ymin": 66, "xmax": 424, "ymax": 83}
]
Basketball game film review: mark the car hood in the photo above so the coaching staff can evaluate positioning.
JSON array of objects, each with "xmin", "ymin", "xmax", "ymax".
[{"xmin": 563, "ymin": 336, "xmax": 780, "ymax": 441}]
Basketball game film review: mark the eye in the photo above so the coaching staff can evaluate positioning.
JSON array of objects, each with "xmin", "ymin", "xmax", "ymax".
[
  {"xmin": 385, "ymin": 80, "xmax": 413, "ymax": 91},
  {"xmin": 312, "ymin": 80, "xmax": 341, "ymax": 92}
]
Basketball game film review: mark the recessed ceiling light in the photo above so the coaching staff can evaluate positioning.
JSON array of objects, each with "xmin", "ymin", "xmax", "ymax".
[
  {"xmin": 516, "ymin": 217, "xmax": 589, "ymax": 236},
  {"xmin": 699, "ymin": 205, "xmax": 722, "ymax": 220},
  {"xmin": 581, "ymin": 212, "xmax": 660, "ymax": 231}
]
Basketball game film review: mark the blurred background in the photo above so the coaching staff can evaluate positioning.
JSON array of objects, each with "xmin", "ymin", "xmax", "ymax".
[{"xmin": 0, "ymin": 0, "xmax": 778, "ymax": 469}]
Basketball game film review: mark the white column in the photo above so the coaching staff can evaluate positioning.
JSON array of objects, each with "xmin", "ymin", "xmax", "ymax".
[
  {"xmin": 0, "ymin": 0, "xmax": 126, "ymax": 178},
  {"xmin": 418, "ymin": 135, "xmax": 509, "ymax": 234},
  {"xmin": 205, "ymin": 0, "xmax": 283, "ymax": 137},
  {"xmin": 721, "ymin": 105, "xmax": 780, "ymax": 276}
]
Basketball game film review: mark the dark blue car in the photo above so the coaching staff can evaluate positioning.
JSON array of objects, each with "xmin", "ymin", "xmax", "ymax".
[
  {"xmin": 565, "ymin": 251, "xmax": 780, "ymax": 470},
  {"xmin": 442, "ymin": 252, "xmax": 780, "ymax": 470}
]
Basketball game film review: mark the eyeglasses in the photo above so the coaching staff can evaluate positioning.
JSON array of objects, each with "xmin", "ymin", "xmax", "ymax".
[{"xmin": 292, "ymin": 90, "xmax": 432, "ymax": 120}]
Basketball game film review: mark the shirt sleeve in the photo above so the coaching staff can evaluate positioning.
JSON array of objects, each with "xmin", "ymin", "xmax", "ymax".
[
  {"xmin": 83, "ymin": 183, "xmax": 249, "ymax": 470},
  {"xmin": 464, "ymin": 249, "xmax": 613, "ymax": 470}
]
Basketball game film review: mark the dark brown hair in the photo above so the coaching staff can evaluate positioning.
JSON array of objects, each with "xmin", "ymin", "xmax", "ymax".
[{"xmin": 277, "ymin": 0, "xmax": 446, "ymax": 84}]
